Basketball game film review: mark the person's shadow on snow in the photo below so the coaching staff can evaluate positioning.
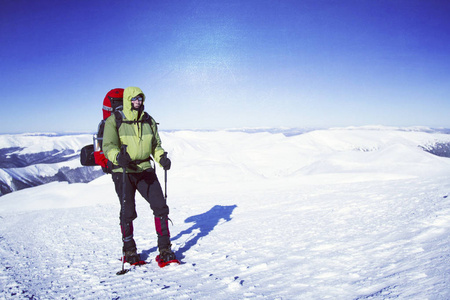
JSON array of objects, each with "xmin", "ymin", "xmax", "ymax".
[
  {"xmin": 173, "ymin": 204, "xmax": 237, "ymax": 260},
  {"xmin": 141, "ymin": 205, "xmax": 237, "ymax": 261}
]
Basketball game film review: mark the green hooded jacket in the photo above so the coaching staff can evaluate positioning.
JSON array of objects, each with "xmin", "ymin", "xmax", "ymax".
[{"xmin": 103, "ymin": 86, "xmax": 166, "ymax": 173}]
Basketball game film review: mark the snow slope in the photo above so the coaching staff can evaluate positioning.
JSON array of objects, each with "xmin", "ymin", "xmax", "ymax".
[{"xmin": 1, "ymin": 127, "xmax": 450, "ymax": 299}]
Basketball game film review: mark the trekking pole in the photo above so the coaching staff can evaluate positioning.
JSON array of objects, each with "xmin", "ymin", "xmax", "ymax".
[
  {"xmin": 117, "ymin": 249, "xmax": 128, "ymax": 275},
  {"xmin": 164, "ymin": 169, "xmax": 168, "ymax": 201},
  {"xmin": 121, "ymin": 145, "xmax": 128, "ymax": 207},
  {"xmin": 164, "ymin": 152, "xmax": 168, "ymax": 201},
  {"xmin": 117, "ymin": 145, "xmax": 129, "ymax": 275}
]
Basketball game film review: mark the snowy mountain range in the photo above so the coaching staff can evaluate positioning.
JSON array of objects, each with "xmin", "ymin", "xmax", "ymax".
[
  {"xmin": 1, "ymin": 126, "xmax": 450, "ymax": 298},
  {"xmin": 1, "ymin": 127, "xmax": 450, "ymax": 197},
  {"xmin": 0, "ymin": 133, "xmax": 103, "ymax": 196}
]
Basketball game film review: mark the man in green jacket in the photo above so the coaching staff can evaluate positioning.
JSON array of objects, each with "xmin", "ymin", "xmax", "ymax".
[{"xmin": 103, "ymin": 86, "xmax": 175, "ymax": 265}]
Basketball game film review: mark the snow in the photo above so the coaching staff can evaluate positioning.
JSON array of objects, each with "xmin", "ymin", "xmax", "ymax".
[{"xmin": 1, "ymin": 127, "xmax": 450, "ymax": 299}]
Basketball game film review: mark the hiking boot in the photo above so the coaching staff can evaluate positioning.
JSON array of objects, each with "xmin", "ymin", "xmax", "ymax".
[
  {"xmin": 159, "ymin": 248, "xmax": 176, "ymax": 263},
  {"xmin": 123, "ymin": 248, "xmax": 142, "ymax": 265}
]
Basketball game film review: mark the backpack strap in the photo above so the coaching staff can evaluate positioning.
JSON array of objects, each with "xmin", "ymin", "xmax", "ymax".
[
  {"xmin": 96, "ymin": 119, "xmax": 106, "ymax": 149},
  {"xmin": 114, "ymin": 110, "xmax": 126, "ymax": 131},
  {"xmin": 114, "ymin": 111, "xmax": 157, "ymax": 135}
]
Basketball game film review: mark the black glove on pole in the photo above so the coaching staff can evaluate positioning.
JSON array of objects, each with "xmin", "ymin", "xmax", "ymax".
[
  {"xmin": 117, "ymin": 146, "xmax": 133, "ymax": 169},
  {"xmin": 160, "ymin": 152, "xmax": 171, "ymax": 171},
  {"xmin": 161, "ymin": 152, "xmax": 170, "ymax": 200}
]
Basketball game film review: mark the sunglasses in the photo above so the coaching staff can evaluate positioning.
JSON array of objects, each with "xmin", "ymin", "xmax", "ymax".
[{"xmin": 131, "ymin": 96, "xmax": 143, "ymax": 102}]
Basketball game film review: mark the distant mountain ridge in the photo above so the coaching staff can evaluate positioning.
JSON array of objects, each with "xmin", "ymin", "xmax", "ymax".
[
  {"xmin": 1, "ymin": 127, "xmax": 450, "ymax": 197},
  {"xmin": 0, "ymin": 148, "xmax": 77, "ymax": 168},
  {"xmin": 0, "ymin": 133, "xmax": 102, "ymax": 196}
]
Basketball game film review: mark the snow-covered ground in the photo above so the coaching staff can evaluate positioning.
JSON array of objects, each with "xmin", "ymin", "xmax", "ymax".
[{"xmin": 1, "ymin": 126, "xmax": 450, "ymax": 299}]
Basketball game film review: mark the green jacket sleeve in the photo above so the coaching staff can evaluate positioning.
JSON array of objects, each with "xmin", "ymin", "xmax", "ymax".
[
  {"xmin": 102, "ymin": 116, "xmax": 120, "ymax": 165},
  {"xmin": 151, "ymin": 117, "xmax": 166, "ymax": 166}
]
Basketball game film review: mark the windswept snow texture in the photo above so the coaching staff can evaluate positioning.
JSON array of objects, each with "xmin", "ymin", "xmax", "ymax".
[
  {"xmin": 0, "ymin": 133, "xmax": 103, "ymax": 196},
  {"xmin": 1, "ymin": 126, "xmax": 450, "ymax": 299}
]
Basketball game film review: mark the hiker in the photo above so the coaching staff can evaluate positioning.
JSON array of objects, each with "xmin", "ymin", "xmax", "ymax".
[{"xmin": 102, "ymin": 86, "xmax": 175, "ymax": 265}]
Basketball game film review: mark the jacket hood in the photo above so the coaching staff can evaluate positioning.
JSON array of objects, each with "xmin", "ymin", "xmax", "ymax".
[{"xmin": 123, "ymin": 87, "xmax": 146, "ymax": 120}]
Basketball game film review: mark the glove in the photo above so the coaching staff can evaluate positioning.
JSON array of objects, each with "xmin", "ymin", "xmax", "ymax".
[
  {"xmin": 93, "ymin": 151, "xmax": 108, "ymax": 168},
  {"xmin": 116, "ymin": 150, "xmax": 132, "ymax": 168},
  {"xmin": 105, "ymin": 160, "xmax": 114, "ymax": 174},
  {"xmin": 159, "ymin": 153, "xmax": 171, "ymax": 170}
]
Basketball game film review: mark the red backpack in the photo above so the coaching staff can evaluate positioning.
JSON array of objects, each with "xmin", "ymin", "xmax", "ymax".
[
  {"xmin": 102, "ymin": 88, "xmax": 124, "ymax": 120},
  {"xmin": 80, "ymin": 88, "xmax": 124, "ymax": 172}
]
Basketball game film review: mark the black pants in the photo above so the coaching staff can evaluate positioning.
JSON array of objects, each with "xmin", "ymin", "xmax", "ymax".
[{"xmin": 112, "ymin": 169, "xmax": 170, "ymax": 251}]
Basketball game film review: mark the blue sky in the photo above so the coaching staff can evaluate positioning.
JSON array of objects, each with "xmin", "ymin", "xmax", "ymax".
[{"xmin": 1, "ymin": 0, "xmax": 449, "ymax": 133}]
